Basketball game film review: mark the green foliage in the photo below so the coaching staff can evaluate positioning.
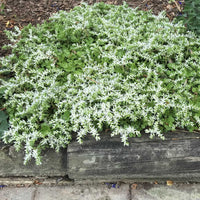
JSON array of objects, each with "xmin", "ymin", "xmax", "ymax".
[
  {"xmin": 176, "ymin": 0, "xmax": 200, "ymax": 35},
  {"xmin": 0, "ymin": 78, "xmax": 9, "ymax": 139},
  {"xmin": 0, "ymin": 2, "xmax": 5, "ymax": 14},
  {"xmin": 0, "ymin": 110, "xmax": 8, "ymax": 138},
  {"xmin": 0, "ymin": 2, "xmax": 200, "ymax": 164}
]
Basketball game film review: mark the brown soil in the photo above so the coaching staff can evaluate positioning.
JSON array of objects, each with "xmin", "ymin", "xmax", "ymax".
[{"xmin": 0, "ymin": 0, "xmax": 184, "ymax": 57}]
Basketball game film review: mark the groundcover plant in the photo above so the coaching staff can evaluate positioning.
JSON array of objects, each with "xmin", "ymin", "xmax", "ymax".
[{"xmin": 0, "ymin": 2, "xmax": 200, "ymax": 164}]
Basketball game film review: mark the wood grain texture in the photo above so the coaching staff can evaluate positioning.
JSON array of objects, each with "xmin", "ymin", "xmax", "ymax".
[
  {"xmin": 0, "ymin": 142, "xmax": 68, "ymax": 177},
  {"xmin": 67, "ymin": 130, "xmax": 200, "ymax": 182}
]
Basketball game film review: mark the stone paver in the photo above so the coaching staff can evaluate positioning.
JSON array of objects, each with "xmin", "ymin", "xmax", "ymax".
[
  {"xmin": 35, "ymin": 184, "xmax": 129, "ymax": 200},
  {"xmin": 1, "ymin": 183, "xmax": 200, "ymax": 200},
  {"xmin": 0, "ymin": 187, "xmax": 36, "ymax": 200},
  {"xmin": 131, "ymin": 184, "xmax": 200, "ymax": 200}
]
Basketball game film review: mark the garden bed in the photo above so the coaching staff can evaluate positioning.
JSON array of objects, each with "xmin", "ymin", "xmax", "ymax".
[
  {"xmin": 0, "ymin": 0, "xmax": 183, "ymax": 57},
  {"xmin": 1, "ymin": 0, "xmax": 200, "ymax": 183}
]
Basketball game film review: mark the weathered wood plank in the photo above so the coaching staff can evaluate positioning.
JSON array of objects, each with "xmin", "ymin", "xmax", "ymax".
[
  {"xmin": 0, "ymin": 142, "xmax": 68, "ymax": 177},
  {"xmin": 67, "ymin": 130, "xmax": 200, "ymax": 181}
]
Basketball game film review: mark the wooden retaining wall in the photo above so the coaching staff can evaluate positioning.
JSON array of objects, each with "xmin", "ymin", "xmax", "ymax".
[
  {"xmin": 0, "ymin": 142, "xmax": 67, "ymax": 177},
  {"xmin": 1, "ymin": 130, "xmax": 200, "ymax": 182}
]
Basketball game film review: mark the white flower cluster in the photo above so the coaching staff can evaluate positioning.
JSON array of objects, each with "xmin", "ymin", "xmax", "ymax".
[{"xmin": 1, "ymin": 2, "xmax": 200, "ymax": 164}]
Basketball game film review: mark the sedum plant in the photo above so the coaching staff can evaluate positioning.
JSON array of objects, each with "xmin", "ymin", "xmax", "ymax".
[{"xmin": 0, "ymin": 2, "xmax": 200, "ymax": 164}]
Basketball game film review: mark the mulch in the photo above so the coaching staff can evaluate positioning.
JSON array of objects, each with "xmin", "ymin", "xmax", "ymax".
[{"xmin": 0, "ymin": 0, "xmax": 184, "ymax": 57}]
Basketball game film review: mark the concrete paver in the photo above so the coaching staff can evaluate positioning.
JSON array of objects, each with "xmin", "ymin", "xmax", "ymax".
[
  {"xmin": 131, "ymin": 184, "xmax": 200, "ymax": 200},
  {"xmin": 0, "ymin": 184, "xmax": 129, "ymax": 200},
  {"xmin": 35, "ymin": 184, "xmax": 129, "ymax": 200},
  {"xmin": 0, "ymin": 187, "xmax": 36, "ymax": 200},
  {"xmin": 1, "ymin": 183, "xmax": 200, "ymax": 200}
]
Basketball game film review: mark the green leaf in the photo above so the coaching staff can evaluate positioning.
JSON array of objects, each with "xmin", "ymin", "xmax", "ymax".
[
  {"xmin": 0, "ymin": 111, "xmax": 8, "ymax": 122},
  {"xmin": 40, "ymin": 123, "xmax": 51, "ymax": 135},
  {"xmin": 192, "ymin": 88, "xmax": 198, "ymax": 93},
  {"xmin": 0, "ymin": 111, "xmax": 9, "ymax": 138},
  {"xmin": 62, "ymin": 110, "xmax": 71, "ymax": 121}
]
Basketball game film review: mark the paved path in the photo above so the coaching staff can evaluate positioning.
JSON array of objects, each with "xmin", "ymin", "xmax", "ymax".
[{"xmin": 1, "ymin": 183, "xmax": 200, "ymax": 200}]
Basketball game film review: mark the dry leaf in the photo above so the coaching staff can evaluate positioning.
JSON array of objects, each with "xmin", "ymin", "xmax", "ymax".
[
  {"xmin": 174, "ymin": 1, "xmax": 182, "ymax": 12},
  {"xmin": 6, "ymin": 20, "xmax": 9, "ymax": 27},
  {"xmin": 167, "ymin": 180, "xmax": 173, "ymax": 186},
  {"xmin": 33, "ymin": 180, "xmax": 42, "ymax": 185},
  {"xmin": 172, "ymin": 138, "xmax": 179, "ymax": 140},
  {"xmin": 131, "ymin": 184, "xmax": 138, "ymax": 189},
  {"xmin": 16, "ymin": 184, "xmax": 25, "ymax": 187},
  {"xmin": 166, "ymin": 4, "xmax": 173, "ymax": 10}
]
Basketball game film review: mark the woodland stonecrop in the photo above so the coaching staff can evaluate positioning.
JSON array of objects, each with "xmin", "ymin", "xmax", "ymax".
[{"xmin": 0, "ymin": 2, "xmax": 200, "ymax": 164}]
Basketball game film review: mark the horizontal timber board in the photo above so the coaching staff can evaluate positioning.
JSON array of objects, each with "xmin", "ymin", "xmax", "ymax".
[
  {"xmin": 1, "ymin": 130, "xmax": 200, "ymax": 181},
  {"xmin": 67, "ymin": 130, "xmax": 200, "ymax": 181},
  {"xmin": 0, "ymin": 142, "xmax": 68, "ymax": 177}
]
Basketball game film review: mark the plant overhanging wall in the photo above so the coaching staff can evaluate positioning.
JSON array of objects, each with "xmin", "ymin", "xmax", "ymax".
[{"xmin": 0, "ymin": 2, "xmax": 200, "ymax": 164}]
